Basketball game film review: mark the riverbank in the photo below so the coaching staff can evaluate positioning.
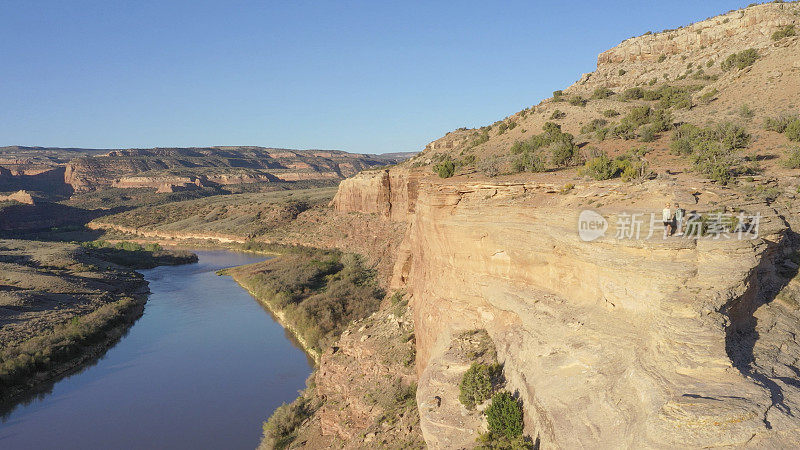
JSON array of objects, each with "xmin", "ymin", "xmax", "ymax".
[{"xmin": 0, "ymin": 239, "xmax": 198, "ymax": 406}]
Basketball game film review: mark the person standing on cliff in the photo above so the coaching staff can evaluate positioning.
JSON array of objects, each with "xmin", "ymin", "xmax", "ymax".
[
  {"xmin": 662, "ymin": 203, "xmax": 673, "ymax": 237},
  {"xmin": 674, "ymin": 203, "xmax": 685, "ymax": 236}
]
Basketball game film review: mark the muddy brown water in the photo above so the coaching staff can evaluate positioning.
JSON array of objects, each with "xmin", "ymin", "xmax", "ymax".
[{"xmin": 0, "ymin": 250, "xmax": 312, "ymax": 449}]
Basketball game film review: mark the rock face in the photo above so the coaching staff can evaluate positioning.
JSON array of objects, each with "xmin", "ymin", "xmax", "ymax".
[
  {"xmin": 62, "ymin": 147, "xmax": 397, "ymax": 192},
  {"xmin": 333, "ymin": 168, "xmax": 800, "ymax": 448},
  {"xmin": 588, "ymin": 2, "xmax": 799, "ymax": 91},
  {"xmin": 0, "ymin": 190, "xmax": 35, "ymax": 205},
  {"xmin": 332, "ymin": 167, "xmax": 419, "ymax": 221}
]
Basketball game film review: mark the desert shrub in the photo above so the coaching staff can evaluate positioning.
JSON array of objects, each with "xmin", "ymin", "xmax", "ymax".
[
  {"xmin": 549, "ymin": 109, "xmax": 566, "ymax": 120},
  {"xmin": 549, "ymin": 140, "xmax": 577, "ymax": 167},
  {"xmin": 787, "ymin": 119, "xmax": 800, "ymax": 142},
  {"xmin": 434, "ymin": 158, "xmax": 456, "ymax": 178},
  {"xmin": 512, "ymin": 152, "xmax": 546, "ymax": 173},
  {"xmin": 486, "ymin": 392, "xmax": 524, "ymax": 439},
  {"xmin": 568, "ymin": 95, "xmax": 587, "ymax": 107},
  {"xmin": 602, "ymin": 109, "xmax": 620, "ymax": 117},
  {"xmin": 509, "ymin": 122, "xmax": 577, "ymax": 171},
  {"xmin": 552, "ymin": 90, "xmax": 564, "ymax": 101},
  {"xmin": 739, "ymin": 104, "xmax": 755, "ymax": 119},
  {"xmin": 772, "ymin": 24, "xmax": 796, "ymax": 40},
  {"xmin": 657, "ymin": 54, "xmax": 667, "ymax": 63},
  {"xmin": 591, "ymin": 86, "xmax": 614, "ymax": 99},
  {"xmin": 475, "ymin": 433, "xmax": 533, "ymax": 450},
  {"xmin": 612, "ymin": 106, "xmax": 672, "ymax": 140},
  {"xmin": 263, "ymin": 395, "xmax": 316, "ymax": 449},
  {"xmin": 670, "ymin": 122, "xmax": 753, "ymax": 184},
  {"xmin": 580, "ymin": 118, "xmax": 608, "ymax": 134},
  {"xmin": 581, "ymin": 149, "xmax": 649, "ymax": 181},
  {"xmin": 595, "ymin": 127, "xmax": 610, "ymax": 141},
  {"xmin": 721, "ymin": 48, "xmax": 759, "ymax": 71},
  {"xmin": 581, "ymin": 152, "xmax": 618, "ymax": 180},
  {"xmin": 622, "ymin": 87, "xmax": 644, "ymax": 100},
  {"xmin": 785, "ymin": 147, "xmax": 800, "ymax": 169},
  {"xmin": 763, "ymin": 114, "xmax": 799, "ymax": 133},
  {"xmin": 639, "ymin": 125, "xmax": 657, "ymax": 142},
  {"xmin": 478, "ymin": 156, "xmax": 503, "ymax": 177},
  {"xmin": 459, "ymin": 362, "xmax": 503, "ymax": 409},
  {"xmin": 698, "ymin": 88, "xmax": 718, "ymax": 104}
]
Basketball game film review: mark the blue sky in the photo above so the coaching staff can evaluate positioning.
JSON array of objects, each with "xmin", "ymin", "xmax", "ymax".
[{"xmin": 1, "ymin": 0, "xmax": 754, "ymax": 154}]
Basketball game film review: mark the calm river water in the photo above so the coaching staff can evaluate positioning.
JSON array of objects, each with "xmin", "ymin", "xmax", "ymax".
[{"xmin": 0, "ymin": 250, "xmax": 312, "ymax": 449}]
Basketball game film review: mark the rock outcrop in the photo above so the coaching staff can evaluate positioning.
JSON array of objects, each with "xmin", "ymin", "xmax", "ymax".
[
  {"xmin": 334, "ymin": 167, "xmax": 800, "ymax": 447},
  {"xmin": 62, "ymin": 147, "xmax": 399, "ymax": 192}
]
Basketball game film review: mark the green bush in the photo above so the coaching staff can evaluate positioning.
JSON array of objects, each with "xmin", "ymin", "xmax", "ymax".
[
  {"xmin": 263, "ymin": 398, "xmax": 312, "ymax": 449},
  {"xmin": 486, "ymin": 392, "xmax": 524, "ymax": 439},
  {"xmin": 509, "ymin": 122, "xmax": 577, "ymax": 171},
  {"xmin": 549, "ymin": 109, "xmax": 566, "ymax": 120},
  {"xmin": 772, "ymin": 24, "xmax": 796, "ymax": 40},
  {"xmin": 512, "ymin": 152, "xmax": 546, "ymax": 173},
  {"xmin": 434, "ymin": 159, "xmax": 456, "ymax": 178},
  {"xmin": 698, "ymin": 88, "xmax": 718, "ymax": 104},
  {"xmin": 739, "ymin": 104, "xmax": 755, "ymax": 119},
  {"xmin": 581, "ymin": 150, "xmax": 649, "ymax": 181},
  {"xmin": 721, "ymin": 49, "xmax": 759, "ymax": 71},
  {"xmin": 639, "ymin": 125, "xmax": 657, "ymax": 142},
  {"xmin": 552, "ymin": 90, "xmax": 564, "ymax": 101},
  {"xmin": 786, "ymin": 119, "xmax": 800, "ymax": 142},
  {"xmin": 670, "ymin": 122, "xmax": 753, "ymax": 184},
  {"xmin": 602, "ymin": 109, "xmax": 620, "ymax": 117},
  {"xmin": 580, "ymin": 118, "xmax": 608, "ymax": 134},
  {"xmin": 784, "ymin": 147, "xmax": 800, "ymax": 169},
  {"xmin": 657, "ymin": 54, "xmax": 667, "ymax": 63},
  {"xmin": 612, "ymin": 106, "xmax": 672, "ymax": 140},
  {"xmin": 763, "ymin": 114, "xmax": 799, "ymax": 133},
  {"xmin": 591, "ymin": 86, "xmax": 614, "ymax": 99},
  {"xmin": 581, "ymin": 152, "xmax": 618, "ymax": 180},
  {"xmin": 459, "ymin": 362, "xmax": 502, "ymax": 409},
  {"xmin": 568, "ymin": 95, "xmax": 587, "ymax": 107},
  {"xmin": 622, "ymin": 87, "xmax": 644, "ymax": 100}
]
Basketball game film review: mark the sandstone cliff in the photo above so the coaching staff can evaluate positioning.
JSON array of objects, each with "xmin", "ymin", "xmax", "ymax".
[{"xmin": 334, "ymin": 164, "xmax": 800, "ymax": 447}]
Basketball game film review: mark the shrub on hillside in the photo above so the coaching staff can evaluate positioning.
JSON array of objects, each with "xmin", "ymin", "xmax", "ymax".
[
  {"xmin": 787, "ymin": 119, "xmax": 800, "ymax": 142},
  {"xmin": 580, "ymin": 149, "xmax": 649, "ymax": 181},
  {"xmin": 485, "ymin": 392, "xmax": 525, "ymax": 439},
  {"xmin": 764, "ymin": 114, "xmax": 798, "ymax": 133},
  {"xmin": 549, "ymin": 109, "xmax": 566, "ymax": 120},
  {"xmin": 581, "ymin": 152, "xmax": 618, "ymax": 180},
  {"xmin": 509, "ymin": 122, "xmax": 577, "ymax": 171},
  {"xmin": 670, "ymin": 122, "xmax": 753, "ymax": 184},
  {"xmin": 552, "ymin": 90, "xmax": 564, "ymax": 101},
  {"xmin": 434, "ymin": 159, "xmax": 456, "ymax": 178},
  {"xmin": 568, "ymin": 95, "xmax": 587, "ymax": 107},
  {"xmin": 591, "ymin": 86, "xmax": 614, "ymax": 99},
  {"xmin": 602, "ymin": 109, "xmax": 620, "ymax": 117},
  {"xmin": 459, "ymin": 362, "xmax": 503, "ymax": 409},
  {"xmin": 580, "ymin": 118, "xmax": 608, "ymax": 134},
  {"xmin": 720, "ymin": 49, "xmax": 759, "ymax": 71},
  {"xmin": 772, "ymin": 24, "xmax": 796, "ymax": 40},
  {"xmin": 784, "ymin": 147, "xmax": 800, "ymax": 169},
  {"xmin": 262, "ymin": 395, "xmax": 316, "ymax": 449}
]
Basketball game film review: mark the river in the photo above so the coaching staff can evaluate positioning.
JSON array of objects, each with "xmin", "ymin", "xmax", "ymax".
[{"xmin": 0, "ymin": 250, "xmax": 312, "ymax": 449}]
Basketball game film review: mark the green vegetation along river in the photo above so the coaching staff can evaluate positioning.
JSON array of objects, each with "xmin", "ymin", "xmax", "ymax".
[{"xmin": 0, "ymin": 250, "xmax": 312, "ymax": 449}]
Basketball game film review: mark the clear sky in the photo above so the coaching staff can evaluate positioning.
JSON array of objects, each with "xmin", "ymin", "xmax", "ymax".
[{"xmin": 1, "ymin": 0, "xmax": 754, "ymax": 154}]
